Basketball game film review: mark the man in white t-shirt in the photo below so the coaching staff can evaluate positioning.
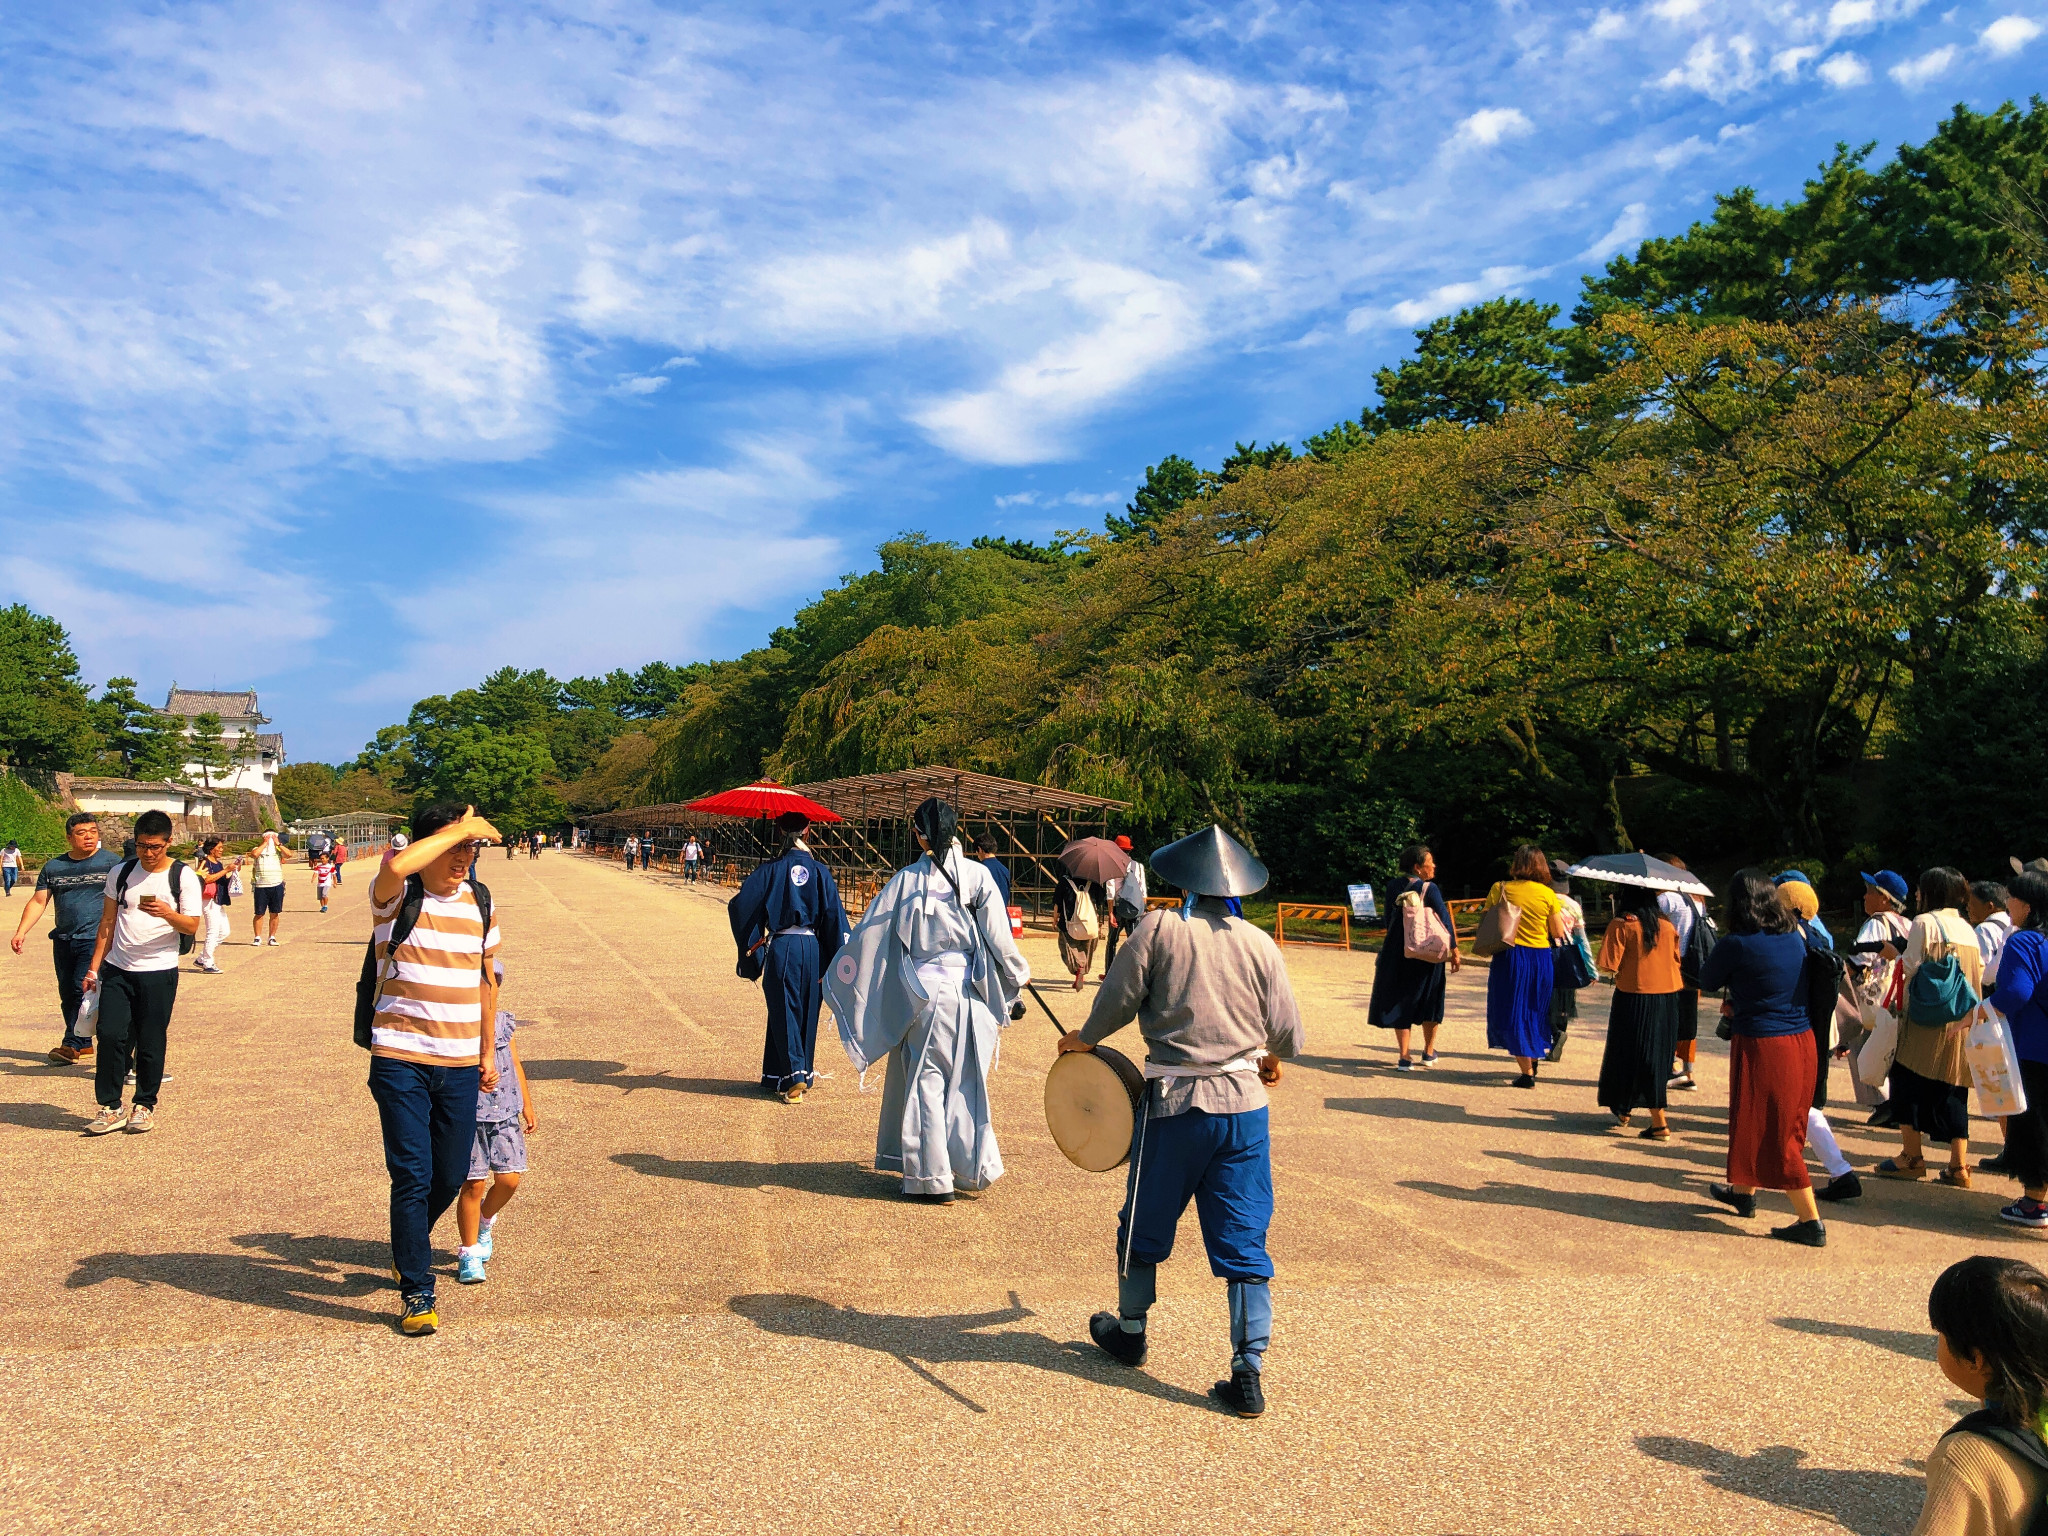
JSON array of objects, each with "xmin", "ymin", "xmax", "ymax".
[
  {"xmin": 81, "ymin": 810, "xmax": 202, "ymax": 1136},
  {"xmin": 683, "ymin": 837, "xmax": 702, "ymax": 883}
]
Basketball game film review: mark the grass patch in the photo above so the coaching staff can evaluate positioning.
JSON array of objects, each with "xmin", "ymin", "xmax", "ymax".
[{"xmin": 0, "ymin": 775, "xmax": 69, "ymax": 861}]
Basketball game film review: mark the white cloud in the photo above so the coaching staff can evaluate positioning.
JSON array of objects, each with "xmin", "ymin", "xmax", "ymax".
[
  {"xmin": 1651, "ymin": 0, "xmax": 1706, "ymax": 21},
  {"xmin": 1658, "ymin": 35, "xmax": 1762, "ymax": 99},
  {"xmin": 1818, "ymin": 51, "xmax": 1873, "ymax": 85},
  {"xmin": 1653, "ymin": 135, "xmax": 1711, "ymax": 169},
  {"xmin": 613, "ymin": 374, "xmax": 671, "ymax": 395},
  {"xmin": 911, "ymin": 264, "xmax": 1196, "ymax": 464},
  {"xmin": 1981, "ymin": 15, "xmax": 2043, "ymax": 52},
  {"xmin": 1452, "ymin": 107, "xmax": 1535, "ymax": 148},
  {"xmin": 1581, "ymin": 202, "xmax": 1653, "ymax": 262},
  {"xmin": 1826, "ymin": 0, "xmax": 1879, "ymax": 38},
  {"xmin": 1772, "ymin": 44, "xmax": 1822, "ymax": 77},
  {"xmin": 1889, "ymin": 43, "xmax": 1957, "ymax": 85}
]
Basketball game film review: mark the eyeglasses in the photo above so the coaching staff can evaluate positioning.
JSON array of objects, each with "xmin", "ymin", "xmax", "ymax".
[{"xmin": 451, "ymin": 840, "xmax": 489, "ymax": 855}]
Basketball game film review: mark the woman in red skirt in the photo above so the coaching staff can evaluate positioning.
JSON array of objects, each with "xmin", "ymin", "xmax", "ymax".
[{"xmin": 1696, "ymin": 870, "xmax": 1827, "ymax": 1247}]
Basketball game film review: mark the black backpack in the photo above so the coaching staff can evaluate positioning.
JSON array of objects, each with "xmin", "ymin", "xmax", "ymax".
[
  {"xmin": 353, "ymin": 875, "xmax": 494, "ymax": 1049},
  {"xmin": 1680, "ymin": 908, "xmax": 1720, "ymax": 990},
  {"xmin": 114, "ymin": 858, "xmax": 194, "ymax": 956},
  {"xmin": 1802, "ymin": 943, "xmax": 1847, "ymax": 1046}
]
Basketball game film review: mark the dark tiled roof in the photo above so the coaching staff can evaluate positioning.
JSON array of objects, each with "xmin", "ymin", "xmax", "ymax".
[{"xmin": 163, "ymin": 688, "xmax": 261, "ymax": 719}]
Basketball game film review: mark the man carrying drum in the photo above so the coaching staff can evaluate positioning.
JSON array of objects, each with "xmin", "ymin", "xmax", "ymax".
[{"xmin": 1056, "ymin": 824, "xmax": 1302, "ymax": 1418}]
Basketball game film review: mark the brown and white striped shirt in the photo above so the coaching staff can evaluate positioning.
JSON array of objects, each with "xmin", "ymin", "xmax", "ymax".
[{"xmin": 368, "ymin": 879, "xmax": 502, "ymax": 1067}]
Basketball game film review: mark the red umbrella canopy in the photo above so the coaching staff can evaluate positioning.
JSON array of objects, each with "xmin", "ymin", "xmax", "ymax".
[{"xmin": 684, "ymin": 780, "xmax": 843, "ymax": 824}]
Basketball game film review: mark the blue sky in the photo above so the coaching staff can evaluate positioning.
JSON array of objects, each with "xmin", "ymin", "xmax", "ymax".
[{"xmin": 3, "ymin": 0, "xmax": 2043, "ymax": 763}]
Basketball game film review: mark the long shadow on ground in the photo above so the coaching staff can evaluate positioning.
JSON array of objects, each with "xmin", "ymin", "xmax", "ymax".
[
  {"xmin": 66, "ymin": 1231, "xmax": 416, "ymax": 1328},
  {"xmin": 1774, "ymin": 1316, "xmax": 1937, "ymax": 1361},
  {"xmin": 526, "ymin": 1059, "xmax": 763, "ymax": 1098},
  {"xmin": 1636, "ymin": 1435, "xmax": 1922, "ymax": 1536},
  {"xmin": 614, "ymin": 1151, "xmax": 901, "ymax": 1201},
  {"xmin": 0, "ymin": 1100, "xmax": 92, "ymax": 1132},
  {"xmin": 1396, "ymin": 1177, "xmax": 1740, "ymax": 1234},
  {"xmin": 729, "ymin": 1292, "xmax": 1216, "ymax": 1414}
]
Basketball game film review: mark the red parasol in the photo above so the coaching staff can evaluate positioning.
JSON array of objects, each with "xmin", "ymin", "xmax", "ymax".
[{"xmin": 684, "ymin": 780, "xmax": 842, "ymax": 824}]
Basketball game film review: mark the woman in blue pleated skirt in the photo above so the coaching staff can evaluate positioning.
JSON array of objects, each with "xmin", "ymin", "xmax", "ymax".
[{"xmin": 1483, "ymin": 845, "xmax": 1574, "ymax": 1088}]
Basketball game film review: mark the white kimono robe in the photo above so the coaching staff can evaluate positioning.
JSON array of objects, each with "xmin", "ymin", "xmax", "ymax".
[{"xmin": 825, "ymin": 845, "xmax": 1031, "ymax": 1194}]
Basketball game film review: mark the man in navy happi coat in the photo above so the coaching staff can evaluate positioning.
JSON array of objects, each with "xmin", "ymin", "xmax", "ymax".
[{"xmin": 729, "ymin": 812, "xmax": 847, "ymax": 1103}]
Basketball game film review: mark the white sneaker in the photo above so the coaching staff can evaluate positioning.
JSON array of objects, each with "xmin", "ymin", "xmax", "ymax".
[
  {"xmin": 85, "ymin": 1105, "xmax": 128, "ymax": 1136},
  {"xmin": 252, "ymin": 936, "xmax": 264, "ymax": 947}
]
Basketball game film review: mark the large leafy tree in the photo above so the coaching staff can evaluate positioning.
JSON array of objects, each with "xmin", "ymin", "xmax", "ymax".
[
  {"xmin": 0, "ymin": 605, "xmax": 96, "ymax": 776},
  {"xmin": 1371, "ymin": 298, "xmax": 1572, "ymax": 428}
]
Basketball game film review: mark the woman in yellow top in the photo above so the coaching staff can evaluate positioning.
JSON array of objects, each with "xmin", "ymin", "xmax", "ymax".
[{"xmin": 1485, "ymin": 845, "xmax": 1576, "ymax": 1088}]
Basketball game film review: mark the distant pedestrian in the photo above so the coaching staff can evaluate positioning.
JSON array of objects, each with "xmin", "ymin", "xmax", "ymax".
[
  {"xmin": 247, "ymin": 830, "xmax": 292, "ymax": 946},
  {"xmin": 1104, "ymin": 835, "xmax": 1145, "ymax": 970},
  {"xmin": 1056, "ymin": 873, "xmax": 1105, "ymax": 992},
  {"xmin": 1973, "ymin": 881, "xmax": 2014, "ymax": 986},
  {"xmin": 1984, "ymin": 873, "xmax": 2048, "ymax": 1227},
  {"xmin": 1659, "ymin": 856, "xmax": 1705, "ymax": 1091},
  {"xmin": 1368, "ymin": 842, "xmax": 1458, "ymax": 1070},
  {"xmin": 683, "ymin": 836, "xmax": 703, "ymax": 884},
  {"xmin": 971, "ymin": 833, "xmax": 1011, "ymax": 906},
  {"xmin": 1482, "ymin": 845, "xmax": 1573, "ymax": 1088},
  {"xmin": 81, "ymin": 810, "xmax": 203, "ymax": 1137},
  {"xmin": 1547, "ymin": 861, "xmax": 1588, "ymax": 1061},
  {"xmin": 640, "ymin": 834, "xmax": 652, "ymax": 871},
  {"xmin": 624, "ymin": 835, "xmax": 638, "ymax": 867},
  {"xmin": 1699, "ymin": 870, "xmax": 1827, "ymax": 1247},
  {"xmin": 332, "ymin": 838, "xmax": 348, "ymax": 886},
  {"xmin": 1, "ymin": 841, "xmax": 19, "ymax": 896},
  {"xmin": 191, "ymin": 835, "xmax": 239, "ymax": 973},
  {"xmin": 455, "ymin": 979, "xmax": 535, "ymax": 1286},
  {"xmin": 312, "ymin": 853, "xmax": 335, "ymax": 913},
  {"xmin": 367, "ymin": 802, "xmax": 503, "ymax": 1337},
  {"xmin": 1912, "ymin": 1256, "xmax": 2048, "ymax": 1534},
  {"xmin": 1845, "ymin": 870, "xmax": 1912, "ymax": 1113},
  {"xmin": 10, "ymin": 813, "xmax": 120, "ymax": 1064}
]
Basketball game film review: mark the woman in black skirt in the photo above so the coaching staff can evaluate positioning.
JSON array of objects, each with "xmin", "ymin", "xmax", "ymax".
[
  {"xmin": 1369, "ymin": 843, "xmax": 1460, "ymax": 1070},
  {"xmin": 1596, "ymin": 887, "xmax": 1687, "ymax": 1140}
]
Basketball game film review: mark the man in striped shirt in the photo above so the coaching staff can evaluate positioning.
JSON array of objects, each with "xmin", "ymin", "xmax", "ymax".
[{"xmin": 368, "ymin": 801, "xmax": 504, "ymax": 1337}]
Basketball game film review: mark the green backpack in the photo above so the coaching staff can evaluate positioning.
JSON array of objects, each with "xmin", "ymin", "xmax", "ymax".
[{"xmin": 1907, "ymin": 953, "xmax": 1980, "ymax": 1027}]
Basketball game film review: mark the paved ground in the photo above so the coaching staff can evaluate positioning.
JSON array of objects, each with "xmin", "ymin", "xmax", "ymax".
[{"xmin": 0, "ymin": 851, "xmax": 2030, "ymax": 1534}]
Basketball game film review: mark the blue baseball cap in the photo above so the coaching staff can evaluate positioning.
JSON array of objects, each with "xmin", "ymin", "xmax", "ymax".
[
  {"xmin": 1772, "ymin": 869, "xmax": 1811, "ymax": 886},
  {"xmin": 1861, "ymin": 869, "xmax": 1909, "ymax": 905}
]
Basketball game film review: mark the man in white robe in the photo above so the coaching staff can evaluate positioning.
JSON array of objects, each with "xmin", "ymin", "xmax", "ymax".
[{"xmin": 825, "ymin": 799, "xmax": 1030, "ymax": 1203}]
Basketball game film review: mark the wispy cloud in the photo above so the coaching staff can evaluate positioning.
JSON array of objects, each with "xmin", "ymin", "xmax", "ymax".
[
  {"xmin": 1890, "ymin": 44, "xmax": 1956, "ymax": 87},
  {"xmin": 1452, "ymin": 107, "xmax": 1535, "ymax": 148},
  {"xmin": 1818, "ymin": 51, "xmax": 1873, "ymax": 86}
]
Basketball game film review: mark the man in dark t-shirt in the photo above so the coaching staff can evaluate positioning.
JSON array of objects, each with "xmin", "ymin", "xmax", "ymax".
[{"xmin": 9, "ymin": 813, "xmax": 122, "ymax": 1064}]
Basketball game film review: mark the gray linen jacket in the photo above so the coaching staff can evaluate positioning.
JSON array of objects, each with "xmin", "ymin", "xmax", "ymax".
[{"xmin": 1078, "ymin": 898, "xmax": 1304, "ymax": 1116}]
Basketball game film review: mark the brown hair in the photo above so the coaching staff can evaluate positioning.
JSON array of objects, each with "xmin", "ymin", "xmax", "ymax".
[
  {"xmin": 1919, "ymin": 866, "xmax": 1970, "ymax": 913},
  {"xmin": 1507, "ymin": 844, "xmax": 1553, "ymax": 885},
  {"xmin": 1726, "ymin": 869, "xmax": 1797, "ymax": 935}
]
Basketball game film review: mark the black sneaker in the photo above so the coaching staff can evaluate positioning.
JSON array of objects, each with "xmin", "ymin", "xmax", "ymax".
[
  {"xmin": 1211, "ymin": 1368, "xmax": 1266, "ymax": 1418},
  {"xmin": 1088, "ymin": 1311, "xmax": 1147, "ymax": 1367},
  {"xmin": 1769, "ymin": 1219, "xmax": 1828, "ymax": 1248},
  {"xmin": 1511, "ymin": 1073, "xmax": 1536, "ymax": 1089},
  {"xmin": 1817, "ymin": 1172, "xmax": 1863, "ymax": 1202},
  {"xmin": 1395, "ymin": 1058, "xmax": 1416, "ymax": 1072},
  {"xmin": 1981, "ymin": 1153, "xmax": 2014, "ymax": 1176},
  {"xmin": 1708, "ymin": 1182, "xmax": 1757, "ymax": 1218}
]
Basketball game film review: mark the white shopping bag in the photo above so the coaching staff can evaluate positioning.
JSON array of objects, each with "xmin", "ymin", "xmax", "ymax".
[
  {"xmin": 1857, "ymin": 1004, "xmax": 1900, "ymax": 1086},
  {"xmin": 1965, "ymin": 1007, "xmax": 2029, "ymax": 1118}
]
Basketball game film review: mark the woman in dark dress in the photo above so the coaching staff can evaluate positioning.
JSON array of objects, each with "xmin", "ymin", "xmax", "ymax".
[
  {"xmin": 1369, "ymin": 843, "xmax": 1460, "ymax": 1071},
  {"xmin": 1595, "ymin": 888, "xmax": 1685, "ymax": 1139}
]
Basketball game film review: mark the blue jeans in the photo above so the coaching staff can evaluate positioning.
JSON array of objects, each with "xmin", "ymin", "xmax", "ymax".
[
  {"xmin": 53, "ymin": 934, "xmax": 96, "ymax": 1048},
  {"xmin": 367, "ymin": 1057, "xmax": 480, "ymax": 1299}
]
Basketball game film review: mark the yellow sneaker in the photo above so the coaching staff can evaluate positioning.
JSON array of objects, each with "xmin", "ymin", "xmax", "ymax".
[{"xmin": 399, "ymin": 1295, "xmax": 438, "ymax": 1336}]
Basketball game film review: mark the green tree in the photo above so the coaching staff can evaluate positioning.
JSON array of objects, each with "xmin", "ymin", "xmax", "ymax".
[
  {"xmin": 0, "ymin": 604, "xmax": 95, "ymax": 775},
  {"xmin": 427, "ymin": 728, "xmax": 562, "ymax": 830},
  {"xmin": 86, "ymin": 677, "xmax": 153, "ymax": 774},
  {"xmin": 186, "ymin": 711, "xmax": 229, "ymax": 788},
  {"xmin": 1107, "ymin": 455, "xmax": 1214, "ymax": 543},
  {"xmin": 1370, "ymin": 298, "xmax": 1570, "ymax": 429}
]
